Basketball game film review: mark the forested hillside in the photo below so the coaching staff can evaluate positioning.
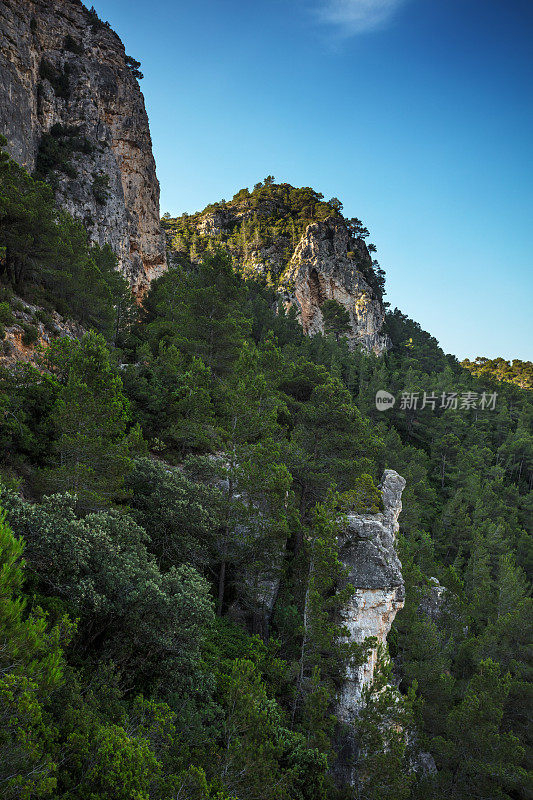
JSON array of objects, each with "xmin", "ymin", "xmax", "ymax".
[
  {"xmin": 462, "ymin": 356, "xmax": 533, "ymax": 390},
  {"xmin": 162, "ymin": 178, "xmax": 385, "ymax": 298},
  {"xmin": 0, "ymin": 139, "xmax": 531, "ymax": 800}
]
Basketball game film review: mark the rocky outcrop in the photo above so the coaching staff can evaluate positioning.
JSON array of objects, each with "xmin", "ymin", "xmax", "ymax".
[
  {"xmin": 166, "ymin": 193, "xmax": 390, "ymax": 354},
  {"xmin": 334, "ymin": 469, "xmax": 406, "ymax": 785},
  {"xmin": 0, "ymin": 0, "xmax": 166, "ymax": 294},
  {"xmin": 418, "ymin": 577, "xmax": 446, "ymax": 621},
  {"xmin": 0, "ymin": 296, "xmax": 85, "ymax": 366},
  {"xmin": 187, "ymin": 212, "xmax": 390, "ymax": 355},
  {"xmin": 280, "ymin": 219, "xmax": 389, "ymax": 354}
]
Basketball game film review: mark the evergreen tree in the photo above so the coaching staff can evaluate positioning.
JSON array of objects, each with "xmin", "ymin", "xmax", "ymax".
[
  {"xmin": 125, "ymin": 455, "xmax": 220, "ymax": 569},
  {"xmin": 41, "ymin": 333, "xmax": 139, "ymax": 510},
  {"xmin": 0, "ymin": 139, "xmax": 57, "ymax": 287},
  {"xmin": 434, "ymin": 660, "xmax": 529, "ymax": 800},
  {"xmin": 0, "ymin": 506, "xmax": 72, "ymax": 799},
  {"xmin": 321, "ymin": 299, "xmax": 351, "ymax": 341},
  {"xmin": 287, "ymin": 375, "xmax": 381, "ymax": 521},
  {"xmin": 146, "ymin": 250, "xmax": 250, "ymax": 375},
  {"xmin": 215, "ymin": 341, "xmax": 287, "ymax": 617},
  {"xmin": 292, "ymin": 498, "xmax": 368, "ymax": 752},
  {"xmin": 1, "ymin": 490, "xmax": 214, "ymax": 695},
  {"xmin": 353, "ymin": 650, "xmax": 416, "ymax": 800}
]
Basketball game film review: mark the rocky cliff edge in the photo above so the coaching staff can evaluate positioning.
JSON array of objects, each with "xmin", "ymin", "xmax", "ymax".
[{"xmin": 0, "ymin": 0, "xmax": 166, "ymax": 294}]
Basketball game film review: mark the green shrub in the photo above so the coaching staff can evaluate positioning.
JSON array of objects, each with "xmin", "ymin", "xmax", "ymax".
[
  {"xmin": 34, "ymin": 308, "xmax": 55, "ymax": 331},
  {"xmin": 0, "ymin": 286, "xmax": 14, "ymax": 304},
  {"xmin": 0, "ymin": 468, "xmax": 21, "ymax": 490},
  {"xmin": 92, "ymin": 172, "xmax": 110, "ymax": 205},
  {"xmin": 0, "ymin": 323, "xmax": 5, "ymax": 340},
  {"xmin": 21, "ymin": 323, "xmax": 39, "ymax": 346},
  {"xmin": 11, "ymin": 298, "xmax": 24, "ymax": 313},
  {"xmin": 39, "ymin": 59, "xmax": 70, "ymax": 100},
  {"xmin": 338, "ymin": 474, "xmax": 383, "ymax": 514},
  {"xmin": 0, "ymin": 301, "xmax": 14, "ymax": 326},
  {"xmin": 34, "ymin": 124, "xmax": 94, "ymax": 182}
]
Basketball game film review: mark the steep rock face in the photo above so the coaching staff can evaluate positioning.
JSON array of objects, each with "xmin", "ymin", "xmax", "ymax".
[
  {"xmin": 280, "ymin": 219, "xmax": 390, "ymax": 354},
  {"xmin": 165, "ymin": 192, "xmax": 390, "ymax": 355},
  {"xmin": 334, "ymin": 469, "xmax": 406, "ymax": 785},
  {"xmin": 0, "ymin": 0, "xmax": 166, "ymax": 293}
]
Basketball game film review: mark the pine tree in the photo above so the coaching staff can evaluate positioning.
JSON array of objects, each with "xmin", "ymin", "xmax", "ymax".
[
  {"xmin": 321, "ymin": 299, "xmax": 351, "ymax": 341},
  {"xmin": 41, "ymin": 333, "xmax": 139, "ymax": 510},
  {"xmin": 287, "ymin": 375, "xmax": 381, "ymax": 523},
  {"xmin": 434, "ymin": 660, "xmax": 529, "ymax": 800},
  {"xmin": 292, "ymin": 498, "xmax": 368, "ymax": 752},
  {"xmin": 353, "ymin": 649, "xmax": 416, "ymax": 800},
  {"xmin": 147, "ymin": 250, "xmax": 250, "ymax": 375},
  {"xmin": 215, "ymin": 341, "xmax": 287, "ymax": 618},
  {"xmin": 0, "ymin": 506, "xmax": 72, "ymax": 799}
]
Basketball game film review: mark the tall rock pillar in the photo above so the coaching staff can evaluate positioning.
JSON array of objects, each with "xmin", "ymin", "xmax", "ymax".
[{"xmin": 334, "ymin": 469, "xmax": 406, "ymax": 785}]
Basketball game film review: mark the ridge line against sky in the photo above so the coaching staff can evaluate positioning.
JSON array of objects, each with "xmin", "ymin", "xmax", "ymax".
[{"xmin": 96, "ymin": 0, "xmax": 533, "ymax": 362}]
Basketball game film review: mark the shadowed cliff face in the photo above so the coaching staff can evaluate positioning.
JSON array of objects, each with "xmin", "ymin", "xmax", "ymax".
[
  {"xmin": 280, "ymin": 219, "xmax": 390, "ymax": 355},
  {"xmin": 334, "ymin": 469, "xmax": 406, "ymax": 785},
  {"xmin": 0, "ymin": 0, "xmax": 166, "ymax": 294}
]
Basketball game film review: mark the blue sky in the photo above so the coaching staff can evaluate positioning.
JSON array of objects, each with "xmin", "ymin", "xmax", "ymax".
[{"xmin": 96, "ymin": 0, "xmax": 532, "ymax": 361}]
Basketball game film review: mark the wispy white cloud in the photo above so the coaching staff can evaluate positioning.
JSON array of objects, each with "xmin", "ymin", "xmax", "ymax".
[{"xmin": 315, "ymin": 0, "xmax": 409, "ymax": 36}]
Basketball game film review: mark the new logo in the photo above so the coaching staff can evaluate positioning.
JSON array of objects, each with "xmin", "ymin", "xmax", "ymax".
[{"xmin": 375, "ymin": 390, "xmax": 396, "ymax": 411}]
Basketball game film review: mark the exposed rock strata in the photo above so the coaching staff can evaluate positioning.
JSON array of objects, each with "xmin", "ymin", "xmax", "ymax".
[
  {"xmin": 335, "ymin": 469, "xmax": 406, "ymax": 785},
  {"xmin": 0, "ymin": 0, "xmax": 166, "ymax": 293},
  {"xmin": 280, "ymin": 219, "xmax": 390, "ymax": 354},
  {"xmin": 168, "ymin": 205, "xmax": 390, "ymax": 354}
]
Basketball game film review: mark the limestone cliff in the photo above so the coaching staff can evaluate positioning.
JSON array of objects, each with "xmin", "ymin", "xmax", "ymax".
[
  {"xmin": 280, "ymin": 219, "xmax": 390, "ymax": 354},
  {"xmin": 164, "ymin": 184, "xmax": 390, "ymax": 354},
  {"xmin": 0, "ymin": 0, "xmax": 166, "ymax": 294},
  {"xmin": 335, "ymin": 469, "xmax": 406, "ymax": 785}
]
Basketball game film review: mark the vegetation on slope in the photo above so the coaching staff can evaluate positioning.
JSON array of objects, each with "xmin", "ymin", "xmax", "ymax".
[
  {"xmin": 161, "ymin": 177, "xmax": 386, "ymax": 298},
  {"xmin": 462, "ymin": 356, "xmax": 533, "ymax": 390},
  {"xmin": 0, "ymin": 136, "xmax": 135, "ymax": 344},
  {"xmin": 0, "ymin": 155, "xmax": 531, "ymax": 799}
]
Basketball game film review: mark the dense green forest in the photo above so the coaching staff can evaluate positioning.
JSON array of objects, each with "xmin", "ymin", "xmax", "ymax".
[
  {"xmin": 0, "ymin": 145, "xmax": 531, "ymax": 800},
  {"xmin": 0, "ymin": 136, "xmax": 135, "ymax": 343},
  {"xmin": 462, "ymin": 356, "xmax": 533, "ymax": 390}
]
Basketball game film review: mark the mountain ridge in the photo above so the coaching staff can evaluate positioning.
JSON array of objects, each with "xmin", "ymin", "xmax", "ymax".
[{"xmin": 163, "ymin": 179, "xmax": 390, "ymax": 353}]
